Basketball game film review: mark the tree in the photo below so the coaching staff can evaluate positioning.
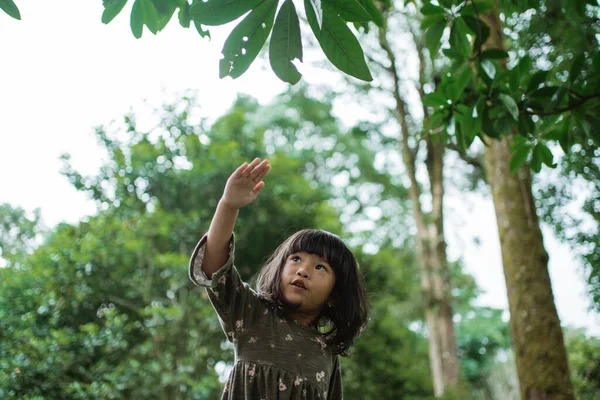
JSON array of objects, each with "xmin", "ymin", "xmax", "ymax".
[{"xmin": 417, "ymin": 0, "xmax": 600, "ymax": 398}]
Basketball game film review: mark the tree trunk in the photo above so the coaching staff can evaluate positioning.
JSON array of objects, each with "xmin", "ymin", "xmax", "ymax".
[
  {"xmin": 378, "ymin": 8, "xmax": 459, "ymax": 395},
  {"xmin": 481, "ymin": 5, "xmax": 575, "ymax": 400}
]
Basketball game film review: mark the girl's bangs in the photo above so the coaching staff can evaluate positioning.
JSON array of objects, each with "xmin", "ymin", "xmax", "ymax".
[{"xmin": 286, "ymin": 230, "xmax": 348, "ymax": 273}]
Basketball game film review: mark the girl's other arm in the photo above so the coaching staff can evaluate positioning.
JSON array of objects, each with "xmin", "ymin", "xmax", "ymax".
[{"xmin": 202, "ymin": 158, "xmax": 270, "ymax": 279}]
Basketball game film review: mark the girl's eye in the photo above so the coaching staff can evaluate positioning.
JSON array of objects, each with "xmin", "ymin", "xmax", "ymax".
[
  {"xmin": 316, "ymin": 264, "xmax": 326, "ymax": 271},
  {"xmin": 292, "ymin": 255, "xmax": 301, "ymax": 262}
]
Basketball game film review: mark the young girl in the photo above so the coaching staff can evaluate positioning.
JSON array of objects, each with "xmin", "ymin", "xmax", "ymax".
[{"xmin": 189, "ymin": 158, "xmax": 369, "ymax": 399}]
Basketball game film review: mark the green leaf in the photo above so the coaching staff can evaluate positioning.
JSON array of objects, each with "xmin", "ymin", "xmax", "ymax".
[
  {"xmin": 569, "ymin": 54, "xmax": 585, "ymax": 84},
  {"xmin": 423, "ymin": 92, "xmax": 448, "ymax": 108},
  {"xmin": 325, "ymin": 0, "xmax": 371, "ymax": 22},
  {"xmin": 143, "ymin": 0, "xmax": 160, "ymax": 34},
  {"xmin": 481, "ymin": 49, "xmax": 509, "ymax": 59},
  {"xmin": 462, "ymin": 15, "xmax": 490, "ymax": 48},
  {"xmin": 421, "ymin": 14, "xmax": 445, "ymax": 30},
  {"xmin": 498, "ymin": 94, "xmax": 519, "ymax": 121},
  {"xmin": 269, "ymin": 0, "xmax": 302, "ymax": 84},
  {"xmin": 102, "ymin": 0, "xmax": 128, "ymax": 24},
  {"xmin": 305, "ymin": 0, "xmax": 373, "ymax": 81},
  {"xmin": 151, "ymin": 0, "xmax": 177, "ymax": 32},
  {"xmin": 0, "ymin": 0, "xmax": 21, "ymax": 20},
  {"xmin": 481, "ymin": 59, "xmax": 496, "ymax": 80},
  {"xmin": 530, "ymin": 144, "xmax": 543, "ymax": 172},
  {"xmin": 593, "ymin": 52, "xmax": 600, "ymax": 73},
  {"xmin": 551, "ymin": 86, "xmax": 567, "ymax": 107},
  {"xmin": 422, "ymin": 3, "xmax": 445, "ymax": 15},
  {"xmin": 582, "ymin": 116, "xmax": 600, "ymax": 146},
  {"xmin": 509, "ymin": 144, "xmax": 531, "ymax": 173},
  {"xmin": 219, "ymin": 0, "xmax": 278, "ymax": 79},
  {"xmin": 426, "ymin": 19, "xmax": 447, "ymax": 57},
  {"xmin": 536, "ymin": 142, "xmax": 556, "ymax": 168},
  {"xmin": 131, "ymin": 0, "xmax": 145, "ymax": 38},
  {"xmin": 527, "ymin": 70, "xmax": 549, "ymax": 92},
  {"xmin": 193, "ymin": 20, "xmax": 211, "ymax": 37},
  {"xmin": 357, "ymin": 0, "xmax": 383, "ymax": 27},
  {"xmin": 190, "ymin": 0, "xmax": 263, "ymax": 26},
  {"xmin": 452, "ymin": 67, "xmax": 472, "ymax": 101},
  {"xmin": 450, "ymin": 18, "xmax": 472, "ymax": 57},
  {"xmin": 517, "ymin": 113, "xmax": 535, "ymax": 135},
  {"xmin": 472, "ymin": 0, "xmax": 494, "ymax": 13},
  {"xmin": 508, "ymin": 67, "xmax": 520, "ymax": 91},
  {"xmin": 558, "ymin": 119, "xmax": 572, "ymax": 153},
  {"xmin": 178, "ymin": 1, "xmax": 191, "ymax": 28},
  {"xmin": 308, "ymin": 0, "xmax": 323, "ymax": 28}
]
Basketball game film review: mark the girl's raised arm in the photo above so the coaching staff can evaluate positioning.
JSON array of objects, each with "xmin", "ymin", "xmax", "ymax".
[{"xmin": 202, "ymin": 158, "xmax": 270, "ymax": 278}]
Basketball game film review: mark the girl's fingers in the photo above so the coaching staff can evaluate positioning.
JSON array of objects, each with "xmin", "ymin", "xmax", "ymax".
[
  {"xmin": 231, "ymin": 162, "xmax": 249, "ymax": 178},
  {"xmin": 256, "ymin": 163, "xmax": 271, "ymax": 181},
  {"xmin": 241, "ymin": 158, "xmax": 261, "ymax": 177},
  {"xmin": 249, "ymin": 160, "xmax": 269, "ymax": 180},
  {"xmin": 252, "ymin": 181, "xmax": 265, "ymax": 195}
]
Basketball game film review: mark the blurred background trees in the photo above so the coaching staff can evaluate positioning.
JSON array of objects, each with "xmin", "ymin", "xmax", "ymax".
[{"xmin": 1, "ymin": 0, "xmax": 599, "ymax": 399}]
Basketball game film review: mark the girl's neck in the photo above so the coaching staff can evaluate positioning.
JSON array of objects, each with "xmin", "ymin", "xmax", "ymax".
[{"xmin": 290, "ymin": 311, "xmax": 319, "ymax": 328}]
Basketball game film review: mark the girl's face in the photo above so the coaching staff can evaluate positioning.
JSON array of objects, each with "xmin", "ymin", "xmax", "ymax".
[{"xmin": 280, "ymin": 251, "xmax": 336, "ymax": 326}]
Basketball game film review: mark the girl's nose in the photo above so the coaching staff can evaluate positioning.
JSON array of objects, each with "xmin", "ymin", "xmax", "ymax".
[{"xmin": 296, "ymin": 269, "xmax": 309, "ymax": 278}]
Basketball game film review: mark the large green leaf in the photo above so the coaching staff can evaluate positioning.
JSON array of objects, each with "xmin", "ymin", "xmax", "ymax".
[
  {"xmin": 423, "ymin": 92, "xmax": 448, "ymax": 108},
  {"xmin": 357, "ymin": 0, "xmax": 382, "ymax": 27},
  {"xmin": 102, "ymin": 0, "xmax": 128, "ymax": 24},
  {"xmin": 421, "ymin": 2, "xmax": 445, "ymax": 15},
  {"xmin": 481, "ymin": 49, "xmax": 509, "ymax": 59},
  {"xmin": 450, "ymin": 17, "xmax": 472, "ymax": 58},
  {"xmin": 151, "ymin": 0, "xmax": 178, "ymax": 32},
  {"xmin": 143, "ymin": 0, "xmax": 160, "ymax": 34},
  {"xmin": 190, "ymin": 0, "xmax": 263, "ymax": 26},
  {"xmin": 509, "ymin": 143, "xmax": 531, "ymax": 173},
  {"xmin": 498, "ymin": 93, "xmax": 519, "ymax": 121},
  {"xmin": 178, "ymin": 1, "xmax": 191, "ymax": 27},
  {"xmin": 325, "ymin": 0, "xmax": 372, "ymax": 22},
  {"xmin": 219, "ymin": 0, "xmax": 277, "ymax": 79},
  {"xmin": 426, "ymin": 19, "xmax": 447, "ymax": 57},
  {"xmin": 305, "ymin": 0, "xmax": 373, "ymax": 81},
  {"xmin": 0, "ymin": 0, "xmax": 20, "ymax": 20},
  {"xmin": 269, "ymin": 0, "xmax": 303, "ymax": 84},
  {"xmin": 131, "ymin": 0, "xmax": 145, "ymax": 38}
]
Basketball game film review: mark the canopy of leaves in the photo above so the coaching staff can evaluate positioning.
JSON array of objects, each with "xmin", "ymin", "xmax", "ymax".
[{"xmin": 419, "ymin": 0, "xmax": 600, "ymax": 172}]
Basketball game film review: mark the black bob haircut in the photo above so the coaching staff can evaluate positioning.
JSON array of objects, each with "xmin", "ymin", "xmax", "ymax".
[{"xmin": 256, "ymin": 229, "xmax": 370, "ymax": 356}]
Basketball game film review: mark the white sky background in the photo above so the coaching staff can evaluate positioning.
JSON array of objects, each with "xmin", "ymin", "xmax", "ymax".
[{"xmin": 1, "ymin": 1, "xmax": 598, "ymax": 335}]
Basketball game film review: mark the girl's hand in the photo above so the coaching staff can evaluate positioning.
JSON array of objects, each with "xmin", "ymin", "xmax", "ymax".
[{"xmin": 221, "ymin": 158, "xmax": 270, "ymax": 210}]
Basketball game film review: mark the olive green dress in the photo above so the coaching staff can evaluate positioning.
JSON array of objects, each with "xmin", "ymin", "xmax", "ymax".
[{"xmin": 189, "ymin": 235, "xmax": 343, "ymax": 400}]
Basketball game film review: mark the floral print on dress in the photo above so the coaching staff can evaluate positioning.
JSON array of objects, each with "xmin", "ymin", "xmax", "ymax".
[
  {"xmin": 285, "ymin": 334, "xmax": 293, "ymax": 341},
  {"xmin": 248, "ymin": 364, "xmax": 256, "ymax": 378},
  {"xmin": 316, "ymin": 371, "xmax": 325, "ymax": 382},
  {"xmin": 235, "ymin": 320, "xmax": 244, "ymax": 329},
  {"xmin": 248, "ymin": 336, "xmax": 257, "ymax": 344},
  {"xmin": 278, "ymin": 379, "xmax": 287, "ymax": 392},
  {"xmin": 312, "ymin": 336, "xmax": 327, "ymax": 350},
  {"xmin": 294, "ymin": 376, "xmax": 303, "ymax": 386}
]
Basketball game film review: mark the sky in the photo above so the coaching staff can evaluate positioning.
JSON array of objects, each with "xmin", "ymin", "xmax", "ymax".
[{"xmin": 1, "ymin": 1, "xmax": 598, "ymax": 334}]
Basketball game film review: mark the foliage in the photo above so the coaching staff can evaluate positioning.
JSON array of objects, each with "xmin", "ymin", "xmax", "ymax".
[
  {"xmin": 0, "ymin": 87, "xmax": 517, "ymax": 398},
  {"xmin": 0, "ymin": 91, "xmax": 343, "ymax": 398},
  {"xmin": 564, "ymin": 328, "xmax": 600, "ymax": 400},
  {"xmin": 0, "ymin": 205, "xmax": 43, "ymax": 268},
  {"xmin": 419, "ymin": 0, "xmax": 600, "ymax": 172},
  {"xmin": 5, "ymin": 0, "xmax": 379, "ymax": 83},
  {"xmin": 537, "ymin": 138, "xmax": 600, "ymax": 312}
]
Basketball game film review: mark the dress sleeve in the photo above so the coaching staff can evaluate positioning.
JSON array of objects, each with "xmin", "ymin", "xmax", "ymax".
[
  {"xmin": 189, "ymin": 234, "xmax": 257, "ymax": 341},
  {"xmin": 327, "ymin": 355, "xmax": 343, "ymax": 399}
]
